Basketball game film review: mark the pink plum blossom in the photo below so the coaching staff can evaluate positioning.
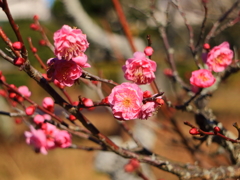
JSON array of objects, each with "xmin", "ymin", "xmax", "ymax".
[
  {"xmin": 54, "ymin": 25, "xmax": 89, "ymax": 61},
  {"xmin": 25, "ymin": 126, "xmax": 48, "ymax": 154},
  {"xmin": 33, "ymin": 114, "xmax": 45, "ymax": 125},
  {"xmin": 18, "ymin": 86, "xmax": 31, "ymax": 97},
  {"xmin": 72, "ymin": 53, "xmax": 91, "ymax": 68},
  {"xmin": 47, "ymin": 58, "xmax": 82, "ymax": 87},
  {"xmin": 54, "ymin": 130, "xmax": 71, "ymax": 148},
  {"xmin": 108, "ymin": 82, "xmax": 143, "ymax": 120},
  {"xmin": 122, "ymin": 52, "xmax": 157, "ymax": 85},
  {"xmin": 144, "ymin": 46, "xmax": 154, "ymax": 56},
  {"xmin": 190, "ymin": 69, "xmax": 216, "ymax": 88},
  {"xmin": 139, "ymin": 102, "xmax": 158, "ymax": 120},
  {"xmin": 206, "ymin": 42, "xmax": 233, "ymax": 72},
  {"xmin": 42, "ymin": 97, "xmax": 54, "ymax": 112}
]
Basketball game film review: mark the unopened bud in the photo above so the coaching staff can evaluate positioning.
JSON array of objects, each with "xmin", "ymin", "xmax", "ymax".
[
  {"xmin": 189, "ymin": 128, "xmax": 200, "ymax": 135},
  {"xmin": 213, "ymin": 126, "xmax": 220, "ymax": 134},
  {"xmin": 12, "ymin": 41, "xmax": 23, "ymax": 50},
  {"xmin": 39, "ymin": 39, "xmax": 46, "ymax": 46},
  {"xmin": 30, "ymin": 23, "xmax": 39, "ymax": 30},
  {"xmin": 14, "ymin": 57, "xmax": 25, "ymax": 66},
  {"xmin": 25, "ymin": 105, "xmax": 36, "ymax": 115},
  {"xmin": 144, "ymin": 46, "xmax": 154, "ymax": 56},
  {"xmin": 143, "ymin": 90, "xmax": 152, "ymax": 98},
  {"xmin": 33, "ymin": 15, "xmax": 39, "ymax": 21},
  {"xmin": 82, "ymin": 98, "xmax": 94, "ymax": 107},
  {"xmin": 31, "ymin": 47, "xmax": 37, "ymax": 53},
  {"xmin": 69, "ymin": 114, "xmax": 76, "ymax": 121},
  {"xmin": 203, "ymin": 43, "xmax": 210, "ymax": 50}
]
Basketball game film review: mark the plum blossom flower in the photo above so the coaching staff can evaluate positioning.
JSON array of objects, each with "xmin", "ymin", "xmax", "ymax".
[
  {"xmin": 47, "ymin": 58, "xmax": 82, "ymax": 87},
  {"xmin": 139, "ymin": 102, "xmax": 158, "ymax": 120},
  {"xmin": 25, "ymin": 126, "xmax": 48, "ymax": 154},
  {"xmin": 108, "ymin": 82, "xmax": 143, "ymax": 120},
  {"xmin": 54, "ymin": 130, "xmax": 71, "ymax": 148},
  {"xmin": 122, "ymin": 52, "xmax": 157, "ymax": 85},
  {"xmin": 33, "ymin": 114, "xmax": 45, "ymax": 125},
  {"xmin": 42, "ymin": 97, "xmax": 54, "ymax": 112},
  {"xmin": 190, "ymin": 69, "xmax": 216, "ymax": 88},
  {"xmin": 18, "ymin": 86, "xmax": 31, "ymax": 97},
  {"xmin": 54, "ymin": 25, "xmax": 89, "ymax": 61},
  {"xmin": 206, "ymin": 42, "xmax": 233, "ymax": 72}
]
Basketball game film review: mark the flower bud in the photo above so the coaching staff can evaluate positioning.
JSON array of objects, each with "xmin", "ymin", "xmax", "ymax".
[
  {"xmin": 25, "ymin": 105, "xmax": 36, "ymax": 115},
  {"xmin": 82, "ymin": 98, "xmax": 94, "ymax": 107},
  {"xmin": 12, "ymin": 41, "xmax": 23, "ymax": 50},
  {"xmin": 30, "ymin": 23, "xmax": 39, "ymax": 30},
  {"xmin": 213, "ymin": 126, "xmax": 220, "ymax": 134},
  {"xmin": 14, "ymin": 57, "xmax": 25, "ymax": 66},
  {"xmin": 144, "ymin": 46, "xmax": 154, "ymax": 56},
  {"xmin": 33, "ymin": 15, "xmax": 39, "ymax": 21},
  {"xmin": 156, "ymin": 98, "xmax": 164, "ymax": 106},
  {"xmin": 124, "ymin": 164, "xmax": 134, "ymax": 173},
  {"xmin": 143, "ymin": 90, "xmax": 152, "ymax": 98},
  {"xmin": 39, "ymin": 39, "xmax": 46, "ymax": 46},
  {"xmin": 203, "ymin": 43, "xmax": 210, "ymax": 50},
  {"xmin": 189, "ymin": 128, "xmax": 200, "ymax": 135},
  {"xmin": 15, "ymin": 118, "xmax": 22, "ymax": 124},
  {"xmin": 42, "ymin": 97, "xmax": 54, "ymax": 112},
  {"xmin": 69, "ymin": 114, "xmax": 76, "ymax": 121},
  {"xmin": 31, "ymin": 47, "xmax": 37, "ymax": 53}
]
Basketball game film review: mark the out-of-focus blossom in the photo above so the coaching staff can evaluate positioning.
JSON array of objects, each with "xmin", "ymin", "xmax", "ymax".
[
  {"xmin": 25, "ymin": 126, "xmax": 48, "ymax": 154},
  {"xmin": 190, "ymin": 69, "xmax": 215, "ymax": 88},
  {"xmin": 33, "ymin": 114, "xmax": 45, "ymax": 125},
  {"xmin": 206, "ymin": 42, "xmax": 233, "ymax": 72},
  {"xmin": 139, "ymin": 102, "xmax": 158, "ymax": 120},
  {"xmin": 122, "ymin": 52, "xmax": 157, "ymax": 85},
  {"xmin": 18, "ymin": 86, "xmax": 31, "ymax": 98},
  {"xmin": 54, "ymin": 130, "xmax": 71, "ymax": 148},
  {"xmin": 42, "ymin": 97, "xmax": 54, "ymax": 112}
]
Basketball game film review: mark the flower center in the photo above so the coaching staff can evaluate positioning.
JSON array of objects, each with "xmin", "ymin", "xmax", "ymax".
[
  {"xmin": 215, "ymin": 54, "xmax": 226, "ymax": 64},
  {"xmin": 123, "ymin": 97, "xmax": 132, "ymax": 107}
]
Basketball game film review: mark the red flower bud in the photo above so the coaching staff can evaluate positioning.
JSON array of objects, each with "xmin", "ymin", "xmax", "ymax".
[
  {"xmin": 31, "ymin": 47, "xmax": 37, "ymax": 53},
  {"xmin": 213, "ymin": 126, "xmax": 220, "ymax": 134},
  {"xmin": 30, "ymin": 23, "xmax": 39, "ymax": 30},
  {"xmin": 9, "ymin": 92, "xmax": 16, "ymax": 99},
  {"xmin": 82, "ymin": 98, "xmax": 94, "ymax": 107},
  {"xmin": 143, "ymin": 90, "xmax": 152, "ymax": 98},
  {"xmin": 33, "ymin": 15, "xmax": 39, "ymax": 21},
  {"xmin": 101, "ymin": 97, "xmax": 109, "ymax": 104},
  {"xmin": 156, "ymin": 98, "xmax": 164, "ymax": 106},
  {"xmin": 12, "ymin": 41, "xmax": 23, "ymax": 50},
  {"xmin": 203, "ymin": 43, "xmax": 210, "ymax": 50},
  {"xmin": 14, "ymin": 57, "xmax": 25, "ymax": 66},
  {"xmin": 69, "ymin": 114, "xmax": 76, "ymax": 121},
  {"xmin": 15, "ymin": 118, "xmax": 22, "ymax": 124},
  {"xmin": 39, "ymin": 39, "xmax": 46, "ymax": 46},
  {"xmin": 189, "ymin": 128, "xmax": 200, "ymax": 135},
  {"xmin": 124, "ymin": 164, "xmax": 134, "ymax": 173},
  {"xmin": 163, "ymin": 68, "xmax": 173, "ymax": 77},
  {"xmin": 25, "ymin": 105, "xmax": 36, "ymax": 115},
  {"xmin": 144, "ymin": 46, "xmax": 154, "ymax": 56},
  {"xmin": 129, "ymin": 159, "xmax": 140, "ymax": 168},
  {"xmin": 0, "ymin": 89, "xmax": 6, "ymax": 97}
]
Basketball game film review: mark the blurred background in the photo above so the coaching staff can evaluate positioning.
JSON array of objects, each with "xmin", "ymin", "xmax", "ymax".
[{"xmin": 0, "ymin": 0, "xmax": 240, "ymax": 179}]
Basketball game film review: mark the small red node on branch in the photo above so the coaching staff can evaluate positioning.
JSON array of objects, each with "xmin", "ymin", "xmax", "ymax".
[
  {"xmin": 213, "ymin": 126, "xmax": 221, "ymax": 134},
  {"xmin": 31, "ymin": 47, "xmax": 37, "ymax": 53},
  {"xmin": 144, "ymin": 46, "xmax": 154, "ymax": 56},
  {"xmin": 203, "ymin": 43, "xmax": 210, "ymax": 50},
  {"xmin": 14, "ymin": 57, "xmax": 25, "ymax": 66},
  {"xmin": 156, "ymin": 98, "xmax": 164, "ymax": 106},
  {"xmin": 69, "ymin": 114, "xmax": 76, "ymax": 121},
  {"xmin": 82, "ymin": 98, "xmax": 94, "ymax": 107},
  {"xmin": 12, "ymin": 41, "xmax": 23, "ymax": 50},
  {"xmin": 0, "ymin": 89, "xmax": 6, "ymax": 97},
  {"xmin": 9, "ymin": 92, "xmax": 16, "ymax": 99},
  {"xmin": 124, "ymin": 164, "xmax": 134, "ymax": 173},
  {"xmin": 129, "ymin": 159, "xmax": 140, "ymax": 168},
  {"xmin": 189, "ymin": 128, "xmax": 200, "ymax": 135},
  {"xmin": 15, "ymin": 118, "xmax": 22, "ymax": 124},
  {"xmin": 101, "ymin": 96, "xmax": 109, "ymax": 104},
  {"xmin": 143, "ymin": 90, "xmax": 152, "ymax": 98},
  {"xmin": 25, "ymin": 105, "xmax": 36, "ymax": 115},
  {"xmin": 30, "ymin": 23, "xmax": 39, "ymax": 31},
  {"xmin": 91, "ymin": 80, "xmax": 98, "ymax": 85},
  {"xmin": 39, "ymin": 39, "xmax": 46, "ymax": 46},
  {"xmin": 33, "ymin": 15, "xmax": 39, "ymax": 21},
  {"xmin": 163, "ymin": 68, "xmax": 173, "ymax": 77}
]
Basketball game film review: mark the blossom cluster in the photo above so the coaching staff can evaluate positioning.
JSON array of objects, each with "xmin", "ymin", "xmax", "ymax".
[
  {"xmin": 190, "ymin": 42, "xmax": 233, "ymax": 88},
  {"xmin": 47, "ymin": 25, "xmax": 90, "ymax": 87},
  {"xmin": 25, "ymin": 97, "xmax": 71, "ymax": 154}
]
